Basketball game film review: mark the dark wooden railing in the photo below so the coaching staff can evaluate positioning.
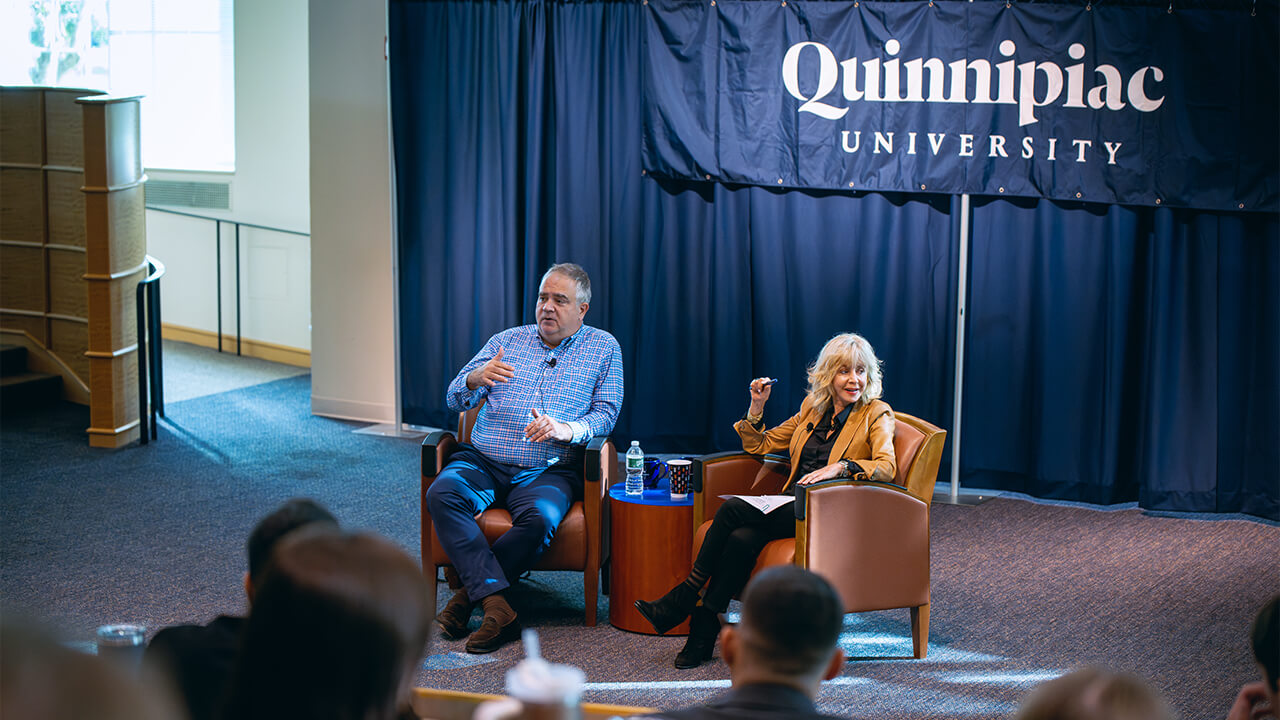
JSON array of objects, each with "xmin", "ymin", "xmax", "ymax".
[{"xmin": 136, "ymin": 255, "xmax": 166, "ymax": 444}]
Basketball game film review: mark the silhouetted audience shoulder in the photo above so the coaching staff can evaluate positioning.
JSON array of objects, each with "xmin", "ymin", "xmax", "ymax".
[
  {"xmin": 144, "ymin": 497, "xmax": 338, "ymax": 720},
  {"xmin": 2, "ymin": 620, "xmax": 182, "ymax": 720},
  {"xmin": 1016, "ymin": 667, "xmax": 1175, "ymax": 720},
  {"xmin": 646, "ymin": 566, "xmax": 848, "ymax": 720},
  {"xmin": 221, "ymin": 529, "xmax": 432, "ymax": 720},
  {"xmin": 1228, "ymin": 595, "xmax": 1278, "ymax": 720}
]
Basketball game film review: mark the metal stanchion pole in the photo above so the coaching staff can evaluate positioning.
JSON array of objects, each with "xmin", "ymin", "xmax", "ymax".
[{"xmin": 934, "ymin": 193, "xmax": 991, "ymax": 506}]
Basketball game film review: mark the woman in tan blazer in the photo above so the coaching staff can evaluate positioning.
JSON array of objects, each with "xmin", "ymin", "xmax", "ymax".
[{"xmin": 635, "ymin": 333, "xmax": 897, "ymax": 669}]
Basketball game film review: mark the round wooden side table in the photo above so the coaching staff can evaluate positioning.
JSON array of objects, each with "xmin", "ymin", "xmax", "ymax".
[{"xmin": 608, "ymin": 482, "xmax": 694, "ymax": 634}]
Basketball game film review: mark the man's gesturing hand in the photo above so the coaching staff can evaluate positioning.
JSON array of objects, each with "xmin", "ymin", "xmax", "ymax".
[
  {"xmin": 466, "ymin": 347, "xmax": 516, "ymax": 390},
  {"xmin": 525, "ymin": 408, "xmax": 573, "ymax": 443}
]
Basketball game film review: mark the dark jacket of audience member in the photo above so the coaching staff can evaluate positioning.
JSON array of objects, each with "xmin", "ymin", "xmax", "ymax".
[
  {"xmin": 647, "ymin": 565, "xmax": 848, "ymax": 720},
  {"xmin": 144, "ymin": 497, "xmax": 338, "ymax": 720},
  {"xmin": 220, "ymin": 529, "xmax": 432, "ymax": 720}
]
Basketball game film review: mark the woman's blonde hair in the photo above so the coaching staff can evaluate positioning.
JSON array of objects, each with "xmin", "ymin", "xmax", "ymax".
[{"xmin": 805, "ymin": 333, "xmax": 883, "ymax": 414}]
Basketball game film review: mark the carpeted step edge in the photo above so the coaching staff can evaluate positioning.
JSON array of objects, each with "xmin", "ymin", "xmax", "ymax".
[
  {"xmin": 0, "ymin": 344, "xmax": 28, "ymax": 377},
  {"xmin": 0, "ymin": 372, "xmax": 62, "ymax": 413}
]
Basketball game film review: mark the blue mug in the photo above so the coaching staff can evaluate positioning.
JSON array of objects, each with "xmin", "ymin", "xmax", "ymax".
[{"xmin": 643, "ymin": 458, "xmax": 668, "ymax": 490}]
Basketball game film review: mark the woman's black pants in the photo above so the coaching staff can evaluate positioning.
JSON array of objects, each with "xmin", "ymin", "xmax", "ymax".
[{"xmin": 695, "ymin": 496, "xmax": 795, "ymax": 612}]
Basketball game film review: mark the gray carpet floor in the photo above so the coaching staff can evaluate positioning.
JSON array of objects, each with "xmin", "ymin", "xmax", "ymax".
[
  {"xmin": 1, "ymin": 371, "xmax": 1276, "ymax": 719},
  {"xmin": 158, "ymin": 340, "xmax": 309, "ymax": 403}
]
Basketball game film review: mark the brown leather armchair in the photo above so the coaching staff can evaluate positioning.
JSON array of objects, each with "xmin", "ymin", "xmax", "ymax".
[
  {"xmin": 689, "ymin": 411, "xmax": 945, "ymax": 658},
  {"xmin": 420, "ymin": 405, "xmax": 616, "ymax": 626}
]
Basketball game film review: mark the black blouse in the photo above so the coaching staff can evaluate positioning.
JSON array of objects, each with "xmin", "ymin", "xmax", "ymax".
[
  {"xmin": 748, "ymin": 403, "xmax": 854, "ymax": 494},
  {"xmin": 794, "ymin": 403, "xmax": 854, "ymax": 478}
]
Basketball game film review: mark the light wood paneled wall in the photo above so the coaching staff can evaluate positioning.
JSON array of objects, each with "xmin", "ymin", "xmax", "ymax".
[{"xmin": 1, "ymin": 87, "xmax": 147, "ymax": 447}]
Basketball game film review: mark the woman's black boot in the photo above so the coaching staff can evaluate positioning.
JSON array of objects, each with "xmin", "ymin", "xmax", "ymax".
[
  {"xmin": 634, "ymin": 581, "xmax": 699, "ymax": 635},
  {"xmin": 673, "ymin": 606, "xmax": 721, "ymax": 669}
]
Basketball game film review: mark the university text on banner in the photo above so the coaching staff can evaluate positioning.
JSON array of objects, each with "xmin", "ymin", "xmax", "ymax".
[{"xmin": 641, "ymin": 0, "xmax": 1279, "ymax": 212}]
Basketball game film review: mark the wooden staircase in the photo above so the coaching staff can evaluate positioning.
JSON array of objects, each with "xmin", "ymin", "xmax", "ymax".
[{"xmin": 0, "ymin": 343, "xmax": 62, "ymax": 414}]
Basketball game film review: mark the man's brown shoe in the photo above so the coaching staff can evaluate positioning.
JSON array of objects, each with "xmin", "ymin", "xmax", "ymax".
[
  {"xmin": 465, "ymin": 615, "xmax": 521, "ymax": 654},
  {"xmin": 435, "ymin": 589, "xmax": 474, "ymax": 640}
]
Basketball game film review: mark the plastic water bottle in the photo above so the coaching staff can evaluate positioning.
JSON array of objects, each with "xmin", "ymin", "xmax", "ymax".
[{"xmin": 625, "ymin": 441, "xmax": 644, "ymax": 496}]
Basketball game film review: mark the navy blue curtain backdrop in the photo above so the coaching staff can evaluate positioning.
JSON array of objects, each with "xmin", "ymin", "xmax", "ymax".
[
  {"xmin": 389, "ymin": 0, "xmax": 1279, "ymax": 519},
  {"xmin": 964, "ymin": 200, "xmax": 1278, "ymax": 518}
]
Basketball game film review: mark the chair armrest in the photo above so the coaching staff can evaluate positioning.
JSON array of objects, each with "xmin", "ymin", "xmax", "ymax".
[
  {"xmin": 421, "ymin": 431, "xmax": 459, "ymax": 491},
  {"xmin": 585, "ymin": 436, "xmax": 615, "ymax": 493},
  {"xmin": 584, "ymin": 436, "xmax": 616, "ymax": 570},
  {"xmin": 795, "ymin": 480, "xmax": 930, "ymax": 612},
  {"xmin": 793, "ymin": 478, "xmax": 912, "ymax": 519},
  {"xmin": 691, "ymin": 452, "xmax": 790, "ymax": 526}
]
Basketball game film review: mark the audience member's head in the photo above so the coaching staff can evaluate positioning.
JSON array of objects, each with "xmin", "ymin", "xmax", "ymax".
[
  {"xmin": 1252, "ymin": 595, "xmax": 1279, "ymax": 698},
  {"xmin": 1016, "ymin": 667, "xmax": 1175, "ymax": 720},
  {"xmin": 244, "ymin": 497, "xmax": 338, "ymax": 600},
  {"xmin": 1227, "ymin": 596, "xmax": 1280, "ymax": 720},
  {"xmin": 1, "ymin": 619, "xmax": 181, "ymax": 720},
  {"xmin": 720, "ymin": 566, "xmax": 846, "ymax": 695},
  {"xmin": 223, "ymin": 530, "xmax": 432, "ymax": 720}
]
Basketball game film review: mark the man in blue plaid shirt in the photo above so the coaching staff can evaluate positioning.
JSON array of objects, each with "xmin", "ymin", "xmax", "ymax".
[{"xmin": 427, "ymin": 263, "xmax": 624, "ymax": 653}]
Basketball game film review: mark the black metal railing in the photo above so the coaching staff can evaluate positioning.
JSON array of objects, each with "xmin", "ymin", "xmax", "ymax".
[
  {"xmin": 136, "ymin": 255, "xmax": 166, "ymax": 444},
  {"xmin": 144, "ymin": 206, "xmax": 309, "ymax": 356}
]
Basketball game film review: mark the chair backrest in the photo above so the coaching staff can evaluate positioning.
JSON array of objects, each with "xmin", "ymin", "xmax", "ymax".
[
  {"xmin": 892, "ymin": 412, "xmax": 946, "ymax": 501},
  {"xmin": 743, "ymin": 411, "xmax": 944, "ymax": 501},
  {"xmin": 457, "ymin": 405, "xmax": 482, "ymax": 444},
  {"xmin": 748, "ymin": 457, "xmax": 790, "ymax": 495},
  {"xmin": 893, "ymin": 421, "xmax": 926, "ymax": 485}
]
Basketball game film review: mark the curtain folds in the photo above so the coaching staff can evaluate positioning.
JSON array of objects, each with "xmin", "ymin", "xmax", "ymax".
[{"xmin": 389, "ymin": 0, "xmax": 1278, "ymax": 518}]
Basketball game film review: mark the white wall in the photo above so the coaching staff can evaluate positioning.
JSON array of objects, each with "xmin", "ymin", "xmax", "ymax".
[
  {"xmin": 146, "ymin": 0, "xmax": 395, "ymax": 422},
  {"xmin": 307, "ymin": 0, "xmax": 396, "ymax": 422},
  {"xmin": 231, "ymin": 0, "xmax": 310, "ymax": 233},
  {"xmin": 146, "ymin": 0, "xmax": 312, "ymax": 352}
]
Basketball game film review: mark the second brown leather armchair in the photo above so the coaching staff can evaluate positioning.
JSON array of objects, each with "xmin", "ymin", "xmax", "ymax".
[{"xmin": 690, "ymin": 411, "xmax": 945, "ymax": 658}]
